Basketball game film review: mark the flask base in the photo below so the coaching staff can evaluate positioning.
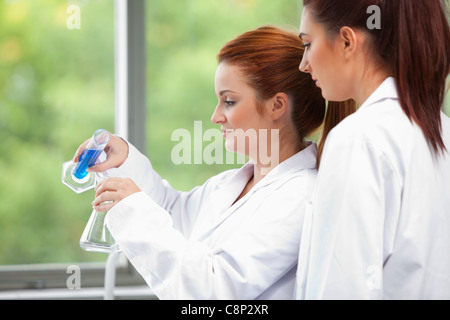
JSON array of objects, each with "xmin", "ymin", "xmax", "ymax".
[
  {"xmin": 62, "ymin": 160, "xmax": 96, "ymax": 194},
  {"xmin": 80, "ymin": 240, "xmax": 121, "ymax": 254}
]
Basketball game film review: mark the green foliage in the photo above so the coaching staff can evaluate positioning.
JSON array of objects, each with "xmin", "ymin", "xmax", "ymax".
[{"xmin": 0, "ymin": 0, "xmax": 114, "ymax": 264}]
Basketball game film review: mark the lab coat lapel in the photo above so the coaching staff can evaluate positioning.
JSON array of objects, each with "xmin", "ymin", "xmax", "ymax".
[
  {"xmin": 191, "ymin": 162, "xmax": 254, "ymax": 240},
  {"xmin": 212, "ymin": 162, "xmax": 254, "ymax": 215},
  {"xmin": 205, "ymin": 160, "xmax": 290, "ymax": 236},
  {"xmin": 358, "ymin": 77, "xmax": 398, "ymax": 111},
  {"xmin": 192, "ymin": 144, "xmax": 318, "ymax": 240}
]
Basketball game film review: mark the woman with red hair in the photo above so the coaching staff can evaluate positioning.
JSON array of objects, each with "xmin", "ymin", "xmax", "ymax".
[{"xmin": 73, "ymin": 26, "xmax": 349, "ymax": 299}]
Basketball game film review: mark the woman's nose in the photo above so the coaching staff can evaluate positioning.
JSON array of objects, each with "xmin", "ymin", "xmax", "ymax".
[
  {"xmin": 299, "ymin": 55, "xmax": 311, "ymax": 74},
  {"xmin": 211, "ymin": 105, "xmax": 225, "ymax": 124}
]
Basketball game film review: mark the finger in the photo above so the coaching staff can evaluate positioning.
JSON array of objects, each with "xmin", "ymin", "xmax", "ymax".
[
  {"xmin": 87, "ymin": 158, "xmax": 117, "ymax": 173},
  {"xmin": 95, "ymin": 176, "xmax": 124, "ymax": 187},
  {"xmin": 92, "ymin": 190, "xmax": 117, "ymax": 208},
  {"xmin": 94, "ymin": 179, "xmax": 122, "ymax": 197},
  {"xmin": 72, "ymin": 139, "xmax": 91, "ymax": 162},
  {"xmin": 93, "ymin": 200, "xmax": 115, "ymax": 212},
  {"xmin": 94, "ymin": 178, "xmax": 105, "ymax": 193}
]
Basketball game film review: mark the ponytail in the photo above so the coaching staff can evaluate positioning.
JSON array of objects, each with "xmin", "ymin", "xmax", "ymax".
[
  {"xmin": 316, "ymin": 100, "xmax": 357, "ymax": 168},
  {"xmin": 386, "ymin": 0, "xmax": 450, "ymax": 155}
]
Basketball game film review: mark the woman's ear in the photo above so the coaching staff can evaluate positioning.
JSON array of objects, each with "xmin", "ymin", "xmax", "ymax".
[
  {"xmin": 268, "ymin": 92, "xmax": 289, "ymax": 120},
  {"xmin": 339, "ymin": 26, "xmax": 358, "ymax": 57}
]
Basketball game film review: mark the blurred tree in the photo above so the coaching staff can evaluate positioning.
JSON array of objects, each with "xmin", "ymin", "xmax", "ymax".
[{"xmin": 0, "ymin": 0, "xmax": 114, "ymax": 264}]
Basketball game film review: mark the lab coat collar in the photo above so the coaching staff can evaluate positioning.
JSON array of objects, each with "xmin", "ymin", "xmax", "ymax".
[
  {"xmin": 213, "ymin": 143, "xmax": 317, "ymax": 215},
  {"xmin": 253, "ymin": 142, "xmax": 317, "ymax": 190},
  {"xmin": 192, "ymin": 143, "xmax": 317, "ymax": 240},
  {"xmin": 358, "ymin": 77, "xmax": 398, "ymax": 112}
]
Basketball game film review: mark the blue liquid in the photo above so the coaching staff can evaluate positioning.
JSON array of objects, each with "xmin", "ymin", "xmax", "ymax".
[{"xmin": 73, "ymin": 149, "xmax": 103, "ymax": 180}]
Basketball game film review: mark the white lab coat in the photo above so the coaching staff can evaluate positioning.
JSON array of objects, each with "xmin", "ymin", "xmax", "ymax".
[
  {"xmin": 296, "ymin": 77, "xmax": 450, "ymax": 300},
  {"xmin": 105, "ymin": 142, "xmax": 318, "ymax": 299}
]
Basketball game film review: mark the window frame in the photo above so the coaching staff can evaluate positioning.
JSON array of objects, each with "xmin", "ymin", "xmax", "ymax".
[{"xmin": 0, "ymin": 0, "xmax": 151, "ymax": 299}]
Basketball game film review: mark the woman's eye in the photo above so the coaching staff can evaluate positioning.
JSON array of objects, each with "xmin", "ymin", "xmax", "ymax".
[
  {"xmin": 224, "ymin": 100, "xmax": 235, "ymax": 107},
  {"xmin": 302, "ymin": 43, "xmax": 311, "ymax": 48}
]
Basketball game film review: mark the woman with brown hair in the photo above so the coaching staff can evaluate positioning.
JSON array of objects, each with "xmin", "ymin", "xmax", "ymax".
[
  {"xmin": 296, "ymin": 0, "xmax": 450, "ymax": 299},
  {"xmin": 73, "ymin": 26, "xmax": 338, "ymax": 299}
]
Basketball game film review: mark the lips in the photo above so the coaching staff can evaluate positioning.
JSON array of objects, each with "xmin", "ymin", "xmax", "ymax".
[{"xmin": 222, "ymin": 128, "xmax": 234, "ymax": 137}]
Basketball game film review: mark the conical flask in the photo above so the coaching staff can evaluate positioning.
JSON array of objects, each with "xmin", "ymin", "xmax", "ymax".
[{"xmin": 79, "ymin": 173, "xmax": 121, "ymax": 254}]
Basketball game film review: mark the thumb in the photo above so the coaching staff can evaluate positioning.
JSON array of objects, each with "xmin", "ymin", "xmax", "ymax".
[
  {"xmin": 87, "ymin": 157, "xmax": 122, "ymax": 173},
  {"xmin": 87, "ymin": 160, "xmax": 111, "ymax": 173}
]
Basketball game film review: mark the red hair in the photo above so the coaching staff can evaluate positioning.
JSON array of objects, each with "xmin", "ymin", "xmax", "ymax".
[{"xmin": 218, "ymin": 26, "xmax": 354, "ymax": 166}]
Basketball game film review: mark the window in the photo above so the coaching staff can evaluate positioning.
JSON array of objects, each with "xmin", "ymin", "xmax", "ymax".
[
  {"xmin": 0, "ymin": 0, "xmax": 303, "ymax": 298},
  {"xmin": 0, "ymin": 0, "xmax": 114, "ymax": 266}
]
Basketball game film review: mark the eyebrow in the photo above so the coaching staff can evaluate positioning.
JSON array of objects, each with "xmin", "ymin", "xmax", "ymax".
[{"xmin": 219, "ymin": 90, "xmax": 236, "ymax": 96}]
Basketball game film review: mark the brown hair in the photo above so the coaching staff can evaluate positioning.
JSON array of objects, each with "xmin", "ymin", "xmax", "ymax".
[
  {"xmin": 304, "ymin": 0, "xmax": 450, "ymax": 155},
  {"xmin": 217, "ymin": 25, "xmax": 354, "ymax": 166},
  {"xmin": 318, "ymin": 100, "xmax": 357, "ymax": 166}
]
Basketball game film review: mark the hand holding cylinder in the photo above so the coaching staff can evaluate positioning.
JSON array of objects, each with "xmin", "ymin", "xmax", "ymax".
[
  {"xmin": 62, "ymin": 129, "xmax": 113, "ymax": 193},
  {"xmin": 73, "ymin": 132, "xmax": 129, "ymax": 173}
]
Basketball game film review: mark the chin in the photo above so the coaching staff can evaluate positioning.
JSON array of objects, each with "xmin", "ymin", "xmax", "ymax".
[
  {"xmin": 224, "ymin": 141, "xmax": 249, "ymax": 158},
  {"xmin": 321, "ymin": 90, "xmax": 335, "ymax": 102},
  {"xmin": 320, "ymin": 86, "xmax": 350, "ymax": 102},
  {"xmin": 224, "ymin": 140, "xmax": 237, "ymax": 153},
  {"xmin": 323, "ymin": 92, "xmax": 348, "ymax": 103},
  {"xmin": 224, "ymin": 141, "xmax": 233, "ymax": 153}
]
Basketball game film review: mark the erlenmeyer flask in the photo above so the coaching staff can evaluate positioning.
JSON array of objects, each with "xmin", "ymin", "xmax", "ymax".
[
  {"xmin": 79, "ymin": 173, "xmax": 121, "ymax": 254},
  {"xmin": 80, "ymin": 209, "xmax": 120, "ymax": 253}
]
